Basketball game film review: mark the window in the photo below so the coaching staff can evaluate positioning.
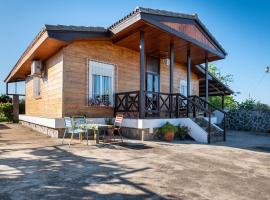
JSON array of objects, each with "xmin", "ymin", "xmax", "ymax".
[
  {"xmin": 180, "ymin": 80, "xmax": 193, "ymax": 96},
  {"xmin": 88, "ymin": 60, "xmax": 115, "ymax": 106},
  {"xmin": 33, "ymin": 77, "xmax": 41, "ymax": 98}
]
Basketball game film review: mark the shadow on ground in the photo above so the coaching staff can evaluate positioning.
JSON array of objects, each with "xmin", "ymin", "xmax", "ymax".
[{"xmin": 0, "ymin": 143, "xmax": 169, "ymax": 200}]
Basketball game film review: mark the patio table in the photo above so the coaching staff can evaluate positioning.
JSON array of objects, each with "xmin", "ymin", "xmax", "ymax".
[{"xmin": 80, "ymin": 124, "xmax": 113, "ymax": 145}]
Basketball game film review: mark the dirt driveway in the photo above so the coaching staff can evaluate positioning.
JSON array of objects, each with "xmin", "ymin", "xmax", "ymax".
[{"xmin": 0, "ymin": 123, "xmax": 270, "ymax": 200}]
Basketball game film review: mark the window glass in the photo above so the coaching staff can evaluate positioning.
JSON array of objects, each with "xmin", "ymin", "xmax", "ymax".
[{"xmin": 89, "ymin": 61, "xmax": 114, "ymax": 106}]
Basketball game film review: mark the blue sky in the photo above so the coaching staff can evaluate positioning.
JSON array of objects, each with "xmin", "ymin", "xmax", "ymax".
[{"xmin": 0, "ymin": 0, "xmax": 270, "ymax": 104}]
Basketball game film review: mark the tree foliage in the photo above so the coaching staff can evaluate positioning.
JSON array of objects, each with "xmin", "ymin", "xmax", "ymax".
[
  {"xmin": 208, "ymin": 64, "xmax": 238, "ymax": 110},
  {"xmin": 238, "ymin": 98, "xmax": 270, "ymax": 111}
]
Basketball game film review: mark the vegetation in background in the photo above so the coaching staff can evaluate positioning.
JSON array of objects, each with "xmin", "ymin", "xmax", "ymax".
[
  {"xmin": 208, "ymin": 64, "xmax": 270, "ymax": 111},
  {"xmin": 237, "ymin": 98, "xmax": 270, "ymax": 111},
  {"xmin": 208, "ymin": 63, "xmax": 238, "ymax": 110}
]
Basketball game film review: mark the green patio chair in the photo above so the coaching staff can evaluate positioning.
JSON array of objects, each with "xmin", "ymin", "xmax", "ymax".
[{"xmin": 62, "ymin": 116, "xmax": 87, "ymax": 147}]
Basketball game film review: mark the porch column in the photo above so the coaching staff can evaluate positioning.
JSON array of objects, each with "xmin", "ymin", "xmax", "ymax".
[
  {"xmin": 205, "ymin": 56, "xmax": 209, "ymax": 111},
  {"xmin": 139, "ymin": 31, "xmax": 145, "ymax": 118},
  {"xmin": 170, "ymin": 43, "xmax": 174, "ymax": 117},
  {"xmin": 12, "ymin": 94, "xmax": 19, "ymax": 123},
  {"xmin": 187, "ymin": 48, "xmax": 191, "ymax": 97},
  {"xmin": 186, "ymin": 48, "xmax": 191, "ymax": 116},
  {"xmin": 169, "ymin": 43, "xmax": 174, "ymax": 94}
]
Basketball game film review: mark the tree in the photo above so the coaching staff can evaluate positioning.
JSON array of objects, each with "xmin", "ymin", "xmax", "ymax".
[
  {"xmin": 238, "ymin": 98, "xmax": 270, "ymax": 110},
  {"xmin": 208, "ymin": 63, "xmax": 238, "ymax": 110}
]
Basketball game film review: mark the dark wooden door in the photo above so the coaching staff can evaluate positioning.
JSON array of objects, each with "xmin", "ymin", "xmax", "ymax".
[{"xmin": 146, "ymin": 56, "xmax": 160, "ymax": 116}]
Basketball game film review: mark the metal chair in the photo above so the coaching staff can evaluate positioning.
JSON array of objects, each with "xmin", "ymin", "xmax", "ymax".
[
  {"xmin": 106, "ymin": 114, "xmax": 124, "ymax": 143},
  {"xmin": 62, "ymin": 116, "xmax": 87, "ymax": 147}
]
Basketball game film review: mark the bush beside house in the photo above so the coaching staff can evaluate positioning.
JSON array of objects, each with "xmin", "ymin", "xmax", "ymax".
[{"xmin": 0, "ymin": 103, "xmax": 13, "ymax": 122}]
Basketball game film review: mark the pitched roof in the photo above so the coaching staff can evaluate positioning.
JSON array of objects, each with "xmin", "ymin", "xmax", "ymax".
[
  {"xmin": 45, "ymin": 24, "xmax": 107, "ymax": 32},
  {"xmin": 109, "ymin": 7, "xmax": 227, "ymax": 55},
  {"xmin": 5, "ymin": 7, "xmax": 228, "ymax": 83}
]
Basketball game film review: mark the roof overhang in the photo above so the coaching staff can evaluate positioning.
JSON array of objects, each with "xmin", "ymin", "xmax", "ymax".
[
  {"xmin": 109, "ymin": 7, "xmax": 227, "ymax": 64},
  {"xmin": 194, "ymin": 65, "xmax": 233, "ymax": 96},
  {"xmin": 5, "ymin": 25, "xmax": 109, "ymax": 83}
]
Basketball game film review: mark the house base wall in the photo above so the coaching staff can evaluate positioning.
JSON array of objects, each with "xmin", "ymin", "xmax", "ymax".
[
  {"xmin": 20, "ymin": 121, "xmax": 64, "ymax": 138},
  {"xmin": 18, "ymin": 114, "xmax": 210, "ymax": 143}
]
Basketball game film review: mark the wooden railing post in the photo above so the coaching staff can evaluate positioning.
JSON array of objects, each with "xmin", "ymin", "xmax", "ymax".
[
  {"xmin": 223, "ymin": 114, "xmax": 227, "ymax": 141},
  {"xmin": 12, "ymin": 94, "xmax": 19, "ymax": 123},
  {"xmin": 208, "ymin": 114, "xmax": 211, "ymax": 144},
  {"xmin": 175, "ymin": 94, "xmax": 179, "ymax": 118},
  {"xmin": 114, "ymin": 94, "xmax": 117, "ymax": 117},
  {"xmin": 125, "ymin": 93, "xmax": 128, "ymax": 113}
]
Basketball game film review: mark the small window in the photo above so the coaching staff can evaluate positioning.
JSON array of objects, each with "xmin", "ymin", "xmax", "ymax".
[
  {"xmin": 33, "ymin": 77, "xmax": 41, "ymax": 98},
  {"xmin": 88, "ymin": 60, "xmax": 115, "ymax": 106}
]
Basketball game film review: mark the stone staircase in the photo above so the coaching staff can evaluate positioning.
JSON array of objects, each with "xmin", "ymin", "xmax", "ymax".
[{"xmin": 193, "ymin": 117, "xmax": 224, "ymax": 143}]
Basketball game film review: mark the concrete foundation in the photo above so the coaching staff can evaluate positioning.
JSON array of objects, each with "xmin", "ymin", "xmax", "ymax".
[{"xmin": 20, "ymin": 121, "xmax": 64, "ymax": 138}]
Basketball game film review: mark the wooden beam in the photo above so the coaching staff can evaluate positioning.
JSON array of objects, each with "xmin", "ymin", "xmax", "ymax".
[
  {"xmin": 139, "ymin": 31, "xmax": 145, "ymax": 119},
  {"xmin": 222, "ymin": 95, "xmax": 225, "ymax": 110}
]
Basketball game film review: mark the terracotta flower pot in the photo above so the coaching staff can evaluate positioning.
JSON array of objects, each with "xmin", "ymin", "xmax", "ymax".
[{"xmin": 164, "ymin": 131, "xmax": 175, "ymax": 142}]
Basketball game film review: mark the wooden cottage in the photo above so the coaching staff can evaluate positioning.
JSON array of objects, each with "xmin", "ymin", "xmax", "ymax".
[{"xmin": 5, "ymin": 7, "xmax": 233, "ymax": 143}]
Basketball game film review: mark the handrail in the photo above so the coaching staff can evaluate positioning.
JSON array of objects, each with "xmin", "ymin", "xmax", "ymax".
[
  {"xmin": 189, "ymin": 95, "xmax": 226, "ymax": 114},
  {"xmin": 174, "ymin": 93, "xmax": 211, "ymax": 115},
  {"xmin": 115, "ymin": 90, "xmax": 140, "ymax": 95}
]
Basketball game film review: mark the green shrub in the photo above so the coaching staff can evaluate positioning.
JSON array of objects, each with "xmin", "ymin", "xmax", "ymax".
[
  {"xmin": 0, "ymin": 103, "xmax": 13, "ymax": 122},
  {"xmin": 159, "ymin": 122, "xmax": 177, "ymax": 134},
  {"xmin": 176, "ymin": 125, "xmax": 190, "ymax": 139}
]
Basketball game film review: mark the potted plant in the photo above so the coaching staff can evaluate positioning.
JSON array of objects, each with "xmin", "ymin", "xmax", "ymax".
[
  {"xmin": 159, "ymin": 122, "xmax": 177, "ymax": 142},
  {"xmin": 177, "ymin": 125, "xmax": 190, "ymax": 140}
]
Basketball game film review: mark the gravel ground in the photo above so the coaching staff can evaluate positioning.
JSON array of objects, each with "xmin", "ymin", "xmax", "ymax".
[{"xmin": 0, "ymin": 123, "xmax": 270, "ymax": 200}]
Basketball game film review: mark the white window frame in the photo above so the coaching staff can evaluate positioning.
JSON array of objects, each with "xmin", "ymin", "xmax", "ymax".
[{"xmin": 88, "ymin": 60, "xmax": 115, "ymax": 107}]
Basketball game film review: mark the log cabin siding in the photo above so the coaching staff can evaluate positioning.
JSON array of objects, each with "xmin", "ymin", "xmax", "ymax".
[
  {"xmin": 62, "ymin": 41, "xmax": 140, "ymax": 117},
  {"xmin": 160, "ymin": 61, "xmax": 199, "ymax": 95},
  {"xmin": 24, "ymin": 40, "xmax": 200, "ymax": 118},
  {"xmin": 25, "ymin": 50, "xmax": 63, "ymax": 118},
  {"xmin": 62, "ymin": 40, "xmax": 199, "ymax": 118}
]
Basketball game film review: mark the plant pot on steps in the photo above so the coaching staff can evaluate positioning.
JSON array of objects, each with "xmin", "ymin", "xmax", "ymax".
[{"xmin": 164, "ymin": 131, "xmax": 175, "ymax": 142}]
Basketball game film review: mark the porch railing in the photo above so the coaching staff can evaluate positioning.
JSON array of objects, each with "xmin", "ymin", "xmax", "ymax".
[{"xmin": 115, "ymin": 91, "xmax": 225, "ymax": 143}]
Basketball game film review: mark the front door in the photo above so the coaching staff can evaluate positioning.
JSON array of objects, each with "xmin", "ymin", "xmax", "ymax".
[{"xmin": 146, "ymin": 56, "xmax": 160, "ymax": 116}]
